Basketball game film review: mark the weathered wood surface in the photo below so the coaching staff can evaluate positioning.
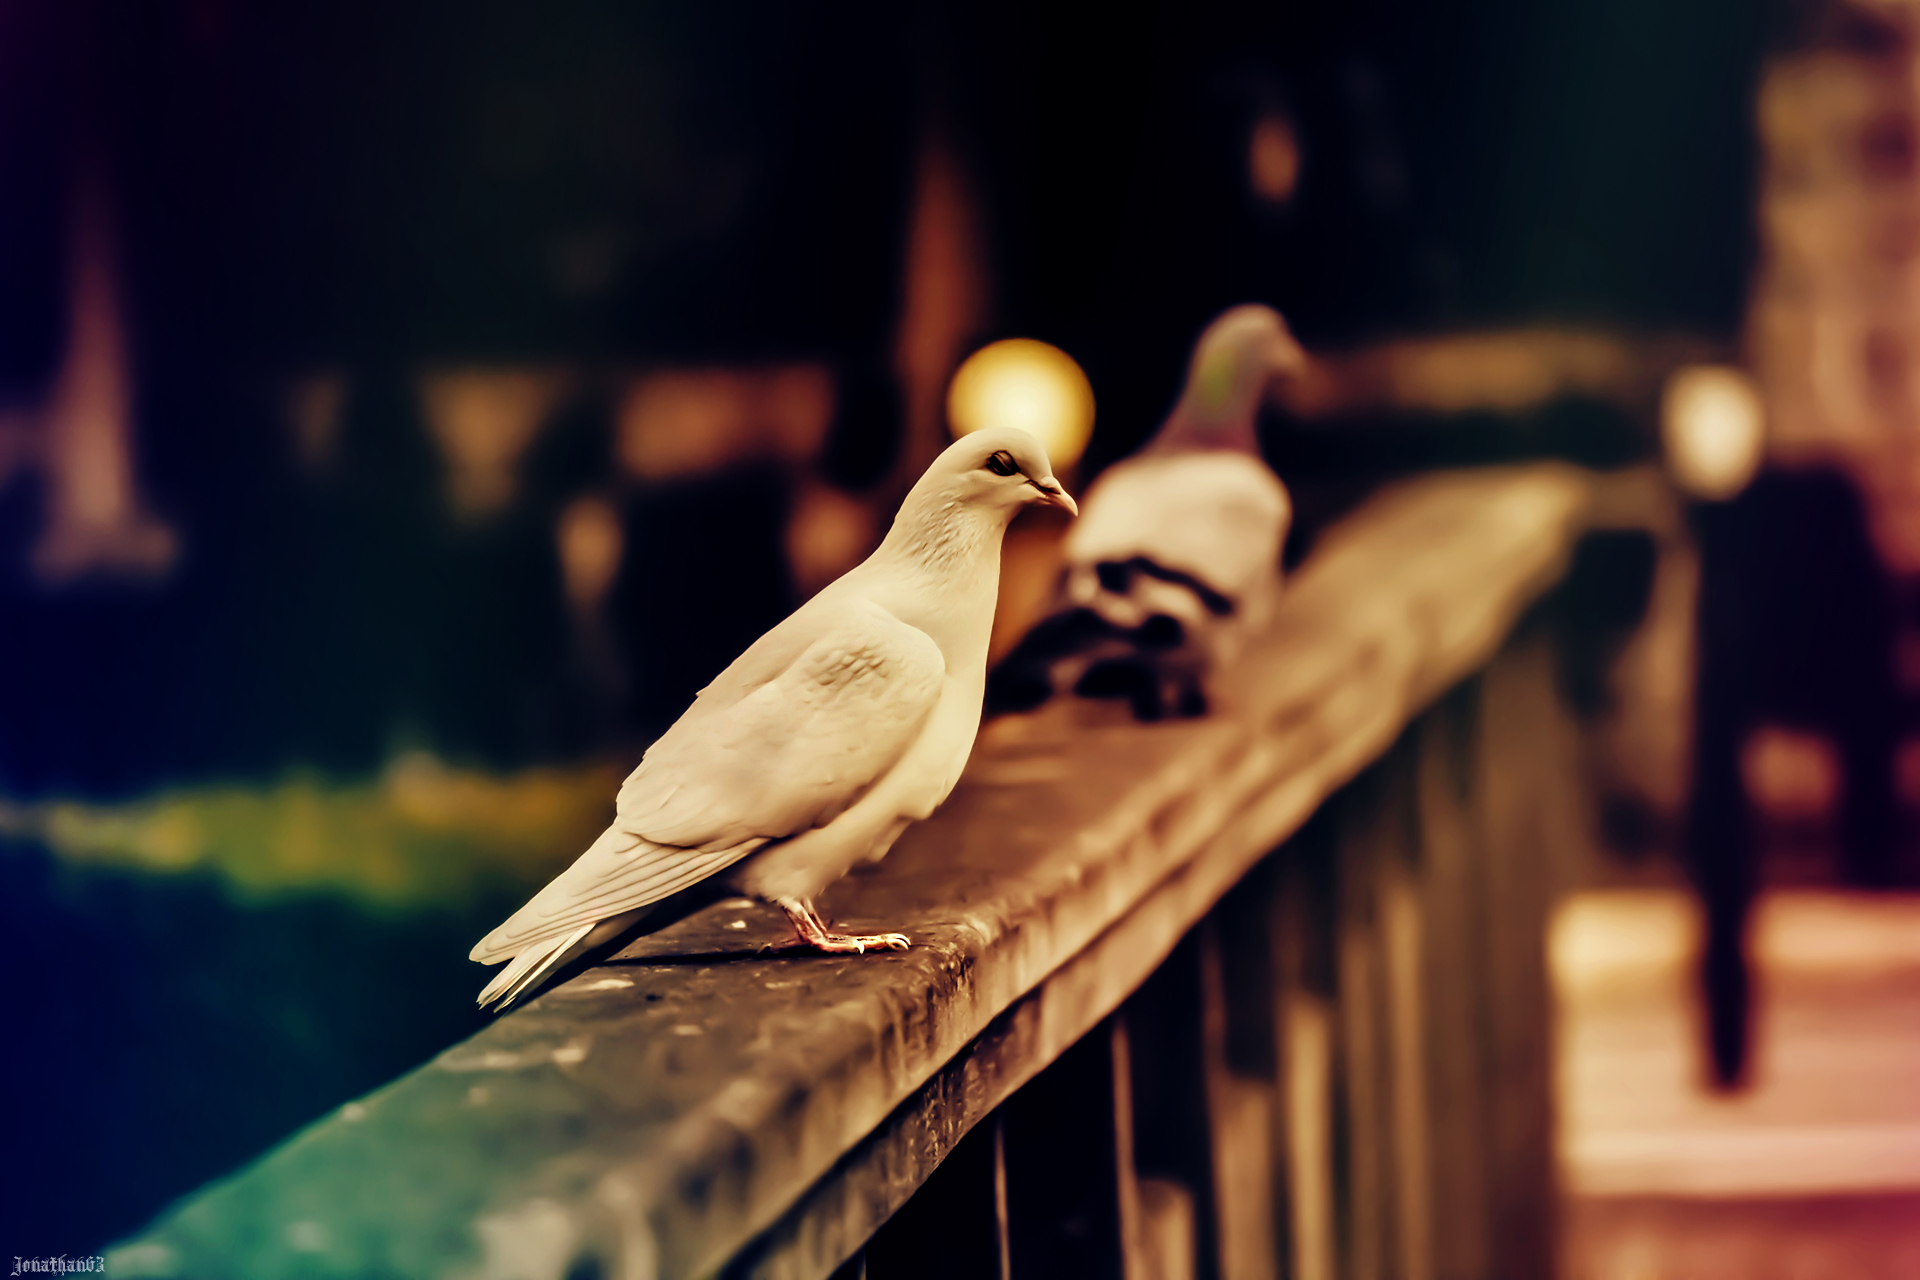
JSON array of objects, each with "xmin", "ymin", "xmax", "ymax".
[
  {"xmin": 1310, "ymin": 632, "xmax": 1587, "ymax": 1280},
  {"xmin": 110, "ymin": 465, "xmax": 1595, "ymax": 1280}
]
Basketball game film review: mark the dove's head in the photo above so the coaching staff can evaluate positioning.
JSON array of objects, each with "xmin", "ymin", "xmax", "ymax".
[
  {"xmin": 930, "ymin": 426, "xmax": 1078, "ymax": 519},
  {"xmin": 876, "ymin": 427, "xmax": 1075, "ymax": 576}
]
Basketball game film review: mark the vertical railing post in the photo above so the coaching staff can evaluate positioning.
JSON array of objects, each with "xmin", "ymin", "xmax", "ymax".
[
  {"xmin": 1271, "ymin": 818, "xmax": 1339, "ymax": 1280},
  {"xmin": 1198, "ymin": 907, "xmax": 1282, "ymax": 1280},
  {"xmin": 1378, "ymin": 849, "xmax": 1433, "ymax": 1280},
  {"xmin": 1467, "ymin": 636, "xmax": 1573, "ymax": 1280},
  {"xmin": 862, "ymin": 1103, "xmax": 1007, "ymax": 1279},
  {"xmin": 1335, "ymin": 776, "xmax": 1392, "ymax": 1280},
  {"xmin": 1328, "ymin": 741, "xmax": 1439, "ymax": 1280},
  {"xmin": 999, "ymin": 1021, "xmax": 1129, "ymax": 1278},
  {"xmin": 1119, "ymin": 940, "xmax": 1217, "ymax": 1280},
  {"xmin": 1411, "ymin": 685, "xmax": 1495, "ymax": 1280}
]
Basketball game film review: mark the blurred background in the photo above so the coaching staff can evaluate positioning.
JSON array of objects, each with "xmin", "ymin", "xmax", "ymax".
[{"xmin": 3, "ymin": 0, "xmax": 1918, "ymax": 1272}]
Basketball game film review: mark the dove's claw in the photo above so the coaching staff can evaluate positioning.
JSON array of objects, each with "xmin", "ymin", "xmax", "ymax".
[
  {"xmin": 778, "ymin": 900, "xmax": 911, "ymax": 955},
  {"xmin": 801, "ymin": 930, "xmax": 912, "ymax": 954}
]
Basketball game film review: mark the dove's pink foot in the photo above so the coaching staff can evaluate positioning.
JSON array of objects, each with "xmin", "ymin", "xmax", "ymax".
[{"xmin": 778, "ymin": 899, "xmax": 910, "ymax": 954}]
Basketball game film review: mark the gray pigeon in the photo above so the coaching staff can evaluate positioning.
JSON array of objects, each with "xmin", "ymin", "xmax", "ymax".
[
  {"xmin": 473, "ymin": 427, "xmax": 1076, "ymax": 1009},
  {"xmin": 990, "ymin": 305, "xmax": 1306, "ymax": 720}
]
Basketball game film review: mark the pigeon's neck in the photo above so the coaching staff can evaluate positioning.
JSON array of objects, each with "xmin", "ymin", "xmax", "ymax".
[
  {"xmin": 884, "ymin": 494, "xmax": 998, "ymax": 565},
  {"xmin": 1148, "ymin": 337, "xmax": 1274, "ymax": 455},
  {"xmin": 866, "ymin": 491, "xmax": 1010, "ymax": 663},
  {"xmin": 1146, "ymin": 401, "xmax": 1261, "ymax": 456}
]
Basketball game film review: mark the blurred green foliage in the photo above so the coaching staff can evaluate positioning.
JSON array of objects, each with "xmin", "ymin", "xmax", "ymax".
[{"xmin": 0, "ymin": 753, "xmax": 621, "ymax": 909}]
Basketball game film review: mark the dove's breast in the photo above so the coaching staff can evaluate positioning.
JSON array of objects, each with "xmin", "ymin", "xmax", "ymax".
[
  {"xmin": 728, "ymin": 527, "xmax": 1005, "ymax": 902},
  {"xmin": 727, "ymin": 666, "xmax": 984, "ymax": 902}
]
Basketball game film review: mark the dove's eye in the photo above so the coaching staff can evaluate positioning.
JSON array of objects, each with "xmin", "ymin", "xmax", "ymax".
[{"xmin": 983, "ymin": 450, "xmax": 1020, "ymax": 477}]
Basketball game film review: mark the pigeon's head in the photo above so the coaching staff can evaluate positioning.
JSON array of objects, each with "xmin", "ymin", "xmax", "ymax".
[
  {"xmin": 1149, "ymin": 305, "xmax": 1310, "ymax": 456},
  {"xmin": 934, "ymin": 427, "xmax": 1079, "ymax": 518},
  {"xmin": 1186, "ymin": 305, "xmax": 1308, "ymax": 419}
]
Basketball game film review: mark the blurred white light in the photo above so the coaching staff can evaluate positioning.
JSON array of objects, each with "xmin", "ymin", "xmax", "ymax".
[
  {"xmin": 1662, "ymin": 365, "xmax": 1764, "ymax": 501},
  {"xmin": 946, "ymin": 338, "xmax": 1095, "ymax": 470}
]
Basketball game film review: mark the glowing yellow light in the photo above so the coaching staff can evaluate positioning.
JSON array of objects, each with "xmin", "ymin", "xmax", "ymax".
[
  {"xmin": 946, "ymin": 338, "xmax": 1095, "ymax": 469},
  {"xmin": 1662, "ymin": 365, "xmax": 1764, "ymax": 501}
]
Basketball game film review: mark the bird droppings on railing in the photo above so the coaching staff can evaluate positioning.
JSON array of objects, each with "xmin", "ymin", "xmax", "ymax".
[
  {"xmin": 437, "ymin": 1035, "xmax": 594, "ymax": 1074},
  {"xmin": 581, "ymin": 977, "xmax": 635, "ymax": 992},
  {"xmin": 470, "ymin": 1197, "xmax": 578, "ymax": 1280}
]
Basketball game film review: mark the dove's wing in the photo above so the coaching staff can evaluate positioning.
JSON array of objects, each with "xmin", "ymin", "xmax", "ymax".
[
  {"xmin": 470, "ymin": 600, "xmax": 946, "ymax": 962},
  {"xmin": 619, "ymin": 598, "xmax": 948, "ymax": 848}
]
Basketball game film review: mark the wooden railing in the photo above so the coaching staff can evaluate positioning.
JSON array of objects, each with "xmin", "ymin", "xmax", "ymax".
[{"xmin": 109, "ymin": 463, "xmax": 1617, "ymax": 1280}]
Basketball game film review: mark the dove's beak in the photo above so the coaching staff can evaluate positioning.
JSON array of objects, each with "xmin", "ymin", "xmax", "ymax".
[{"xmin": 1030, "ymin": 478, "xmax": 1078, "ymax": 517}]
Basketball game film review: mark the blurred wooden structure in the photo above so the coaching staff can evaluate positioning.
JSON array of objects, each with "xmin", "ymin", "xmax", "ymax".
[{"xmin": 112, "ymin": 464, "xmax": 1621, "ymax": 1280}]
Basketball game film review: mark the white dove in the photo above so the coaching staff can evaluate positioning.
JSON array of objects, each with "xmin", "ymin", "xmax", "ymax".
[
  {"xmin": 472, "ymin": 427, "xmax": 1076, "ymax": 1009},
  {"xmin": 990, "ymin": 305, "xmax": 1307, "ymax": 720}
]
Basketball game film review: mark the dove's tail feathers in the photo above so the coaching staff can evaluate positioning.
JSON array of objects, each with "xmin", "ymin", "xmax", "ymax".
[
  {"xmin": 477, "ymin": 921, "xmax": 596, "ymax": 1011},
  {"xmin": 471, "ymin": 829, "xmax": 771, "ymax": 967},
  {"xmin": 468, "ymin": 823, "xmax": 646, "ymax": 965}
]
